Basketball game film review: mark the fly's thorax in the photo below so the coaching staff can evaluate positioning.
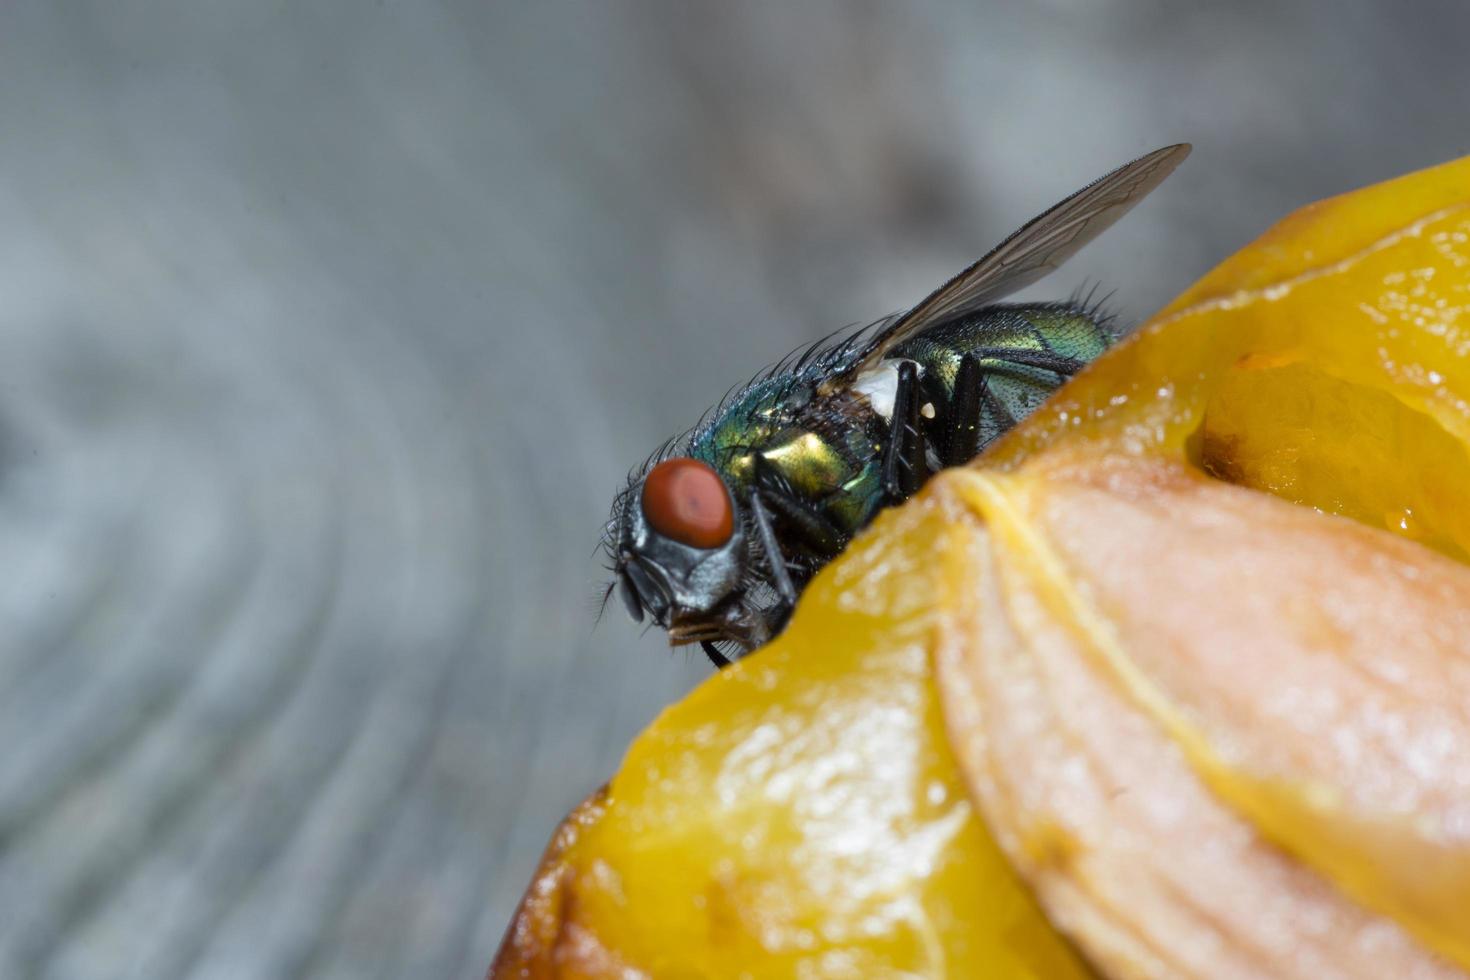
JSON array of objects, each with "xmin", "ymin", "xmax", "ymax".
[
  {"xmin": 687, "ymin": 369, "xmax": 889, "ymax": 543},
  {"xmin": 715, "ymin": 424, "xmax": 883, "ymax": 540},
  {"xmin": 722, "ymin": 429, "xmax": 849, "ymax": 497},
  {"xmin": 851, "ymin": 358, "xmax": 920, "ymax": 421},
  {"xmin": 851, "ymin": 361, "xmax": 902, "ymax": 419}
]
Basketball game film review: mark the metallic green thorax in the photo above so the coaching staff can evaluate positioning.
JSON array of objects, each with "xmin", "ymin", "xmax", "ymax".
[{"xmin": 686, "ymin": 301, "xmax": 1110, "ymax": 558}]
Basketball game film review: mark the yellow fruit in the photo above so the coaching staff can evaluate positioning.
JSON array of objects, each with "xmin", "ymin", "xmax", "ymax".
[{"xmin": 932, "ymin": 454, "xmax": 1470, "ymax": 978}]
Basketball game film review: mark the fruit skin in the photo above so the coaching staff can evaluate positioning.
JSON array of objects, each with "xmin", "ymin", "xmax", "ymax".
[
  {"xmin": 492, "ymin": 789, "xmax": 629, "ymax": 979},
  {"xmin": 932, "ymin": 455, "xmax": 1470, "ymax": 979},
  {"xmin": 492, "ymin": 494, "xmax": 1091, "ymax": 978}
]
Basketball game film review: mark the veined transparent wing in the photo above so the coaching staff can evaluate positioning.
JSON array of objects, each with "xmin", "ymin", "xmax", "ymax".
[{"xmin": 846, "ymin": 143, "xmax": 1190, "ymax": 373}]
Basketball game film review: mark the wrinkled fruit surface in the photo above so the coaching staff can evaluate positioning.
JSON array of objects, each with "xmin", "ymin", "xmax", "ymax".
[
  {"xmin": 934, "ymin": 456, "xmax": 1470, "ymax": 978},
  {"xmin": 495, "ymin": 154, "xmax": 1470, "ymax": 978}
]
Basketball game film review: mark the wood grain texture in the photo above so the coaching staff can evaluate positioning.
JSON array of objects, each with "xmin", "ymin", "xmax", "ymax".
[{"xmin": 0, "ymin": 3, "xmax": 1465, "ymax": 977}]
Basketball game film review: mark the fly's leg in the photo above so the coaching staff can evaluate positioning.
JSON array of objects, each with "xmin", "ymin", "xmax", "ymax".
[
  {"xmin": 881, "ymin": 360, "xmax": 930, "ymax": 503},
  {"xmin": 946, "ymin": 346, "xmax": 1087, "ymax": 467},
  {"xmin": 748, "ymin": 490, "xmax": 799, "ymax": 638},
  {"xmin": 944, "ymin": 354, "xmax": 983, "ymax": 467},
  {"xmin": 968, "ymin": 346, "xmax": 1086, "ymax": 377},
  {"xmin": 978, "ymin": 373, "xmax": 1018, "ymax": 431},
  {"xmin": 700, "ymin": 640, "xmax": 732, "ymax": 669},
  {"xmin": 752, "ymin": 456, "xmax": 846, "ymax": 560},
  {"xmin": 699, "ymin": 492, "xmax": 794, "ymax": 671}
]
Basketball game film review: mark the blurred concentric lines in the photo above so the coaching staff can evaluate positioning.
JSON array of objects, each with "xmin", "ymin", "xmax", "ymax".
[{"xmin": 0, "ymin": 3, "xmax": 1467, "ymax": 977}]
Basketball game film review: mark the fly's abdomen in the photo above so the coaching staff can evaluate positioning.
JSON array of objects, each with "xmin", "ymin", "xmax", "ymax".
[{"xmin": 892, "ymin": 301, "xmax": 1111, "ymax": 452}]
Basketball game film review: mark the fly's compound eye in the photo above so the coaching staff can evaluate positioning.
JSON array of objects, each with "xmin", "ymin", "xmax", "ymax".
[{"xmin": 641, "ymin": 457, "xmax": 734, "ymax": 550}]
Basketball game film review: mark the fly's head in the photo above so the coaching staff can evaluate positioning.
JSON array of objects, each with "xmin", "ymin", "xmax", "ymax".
[{"xmin": 603, "ymin": 456, "xmax": 769, "ymax": 655}]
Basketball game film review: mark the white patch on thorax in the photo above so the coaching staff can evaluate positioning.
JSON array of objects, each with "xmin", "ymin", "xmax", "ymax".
[{"xmin": 851, "ymin": 359, "xmax": 921, "ymax": 420}]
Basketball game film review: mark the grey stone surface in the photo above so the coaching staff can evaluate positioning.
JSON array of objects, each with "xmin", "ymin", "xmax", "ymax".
[{"xmin": 0, "ymin": 3, "xmax": 1465, "ymax": 977}]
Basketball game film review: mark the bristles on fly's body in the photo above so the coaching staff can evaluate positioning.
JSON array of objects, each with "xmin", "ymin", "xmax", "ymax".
[
  {"xmin": 595, "ymin": 313, "xmax": 895, "ymax": 566},
  {"xmin": 1068, "ymin": 279, "xmax": 1121, "ymax": 340}
]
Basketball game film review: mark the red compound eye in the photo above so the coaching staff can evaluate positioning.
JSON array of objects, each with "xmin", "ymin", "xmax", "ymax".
[{"xmin": 641, "ymin": 457, "xmax": 734, "ymax": 549}]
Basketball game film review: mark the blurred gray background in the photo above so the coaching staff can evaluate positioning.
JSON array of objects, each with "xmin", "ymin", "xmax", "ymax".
[{"xmin": 0, "ymin": 2, "xmax": 1465, "ymax": 977}]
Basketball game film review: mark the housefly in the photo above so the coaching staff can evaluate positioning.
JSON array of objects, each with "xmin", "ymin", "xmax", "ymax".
[{"xmin": 603, "ymin": 144, "xmax": 1190, "ymax": 666}]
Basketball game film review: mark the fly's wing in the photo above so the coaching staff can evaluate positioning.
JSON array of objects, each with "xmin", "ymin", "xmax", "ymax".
[{"xmin": 844, "ymin": 143, "xmax": 1190, "ymax": 374}]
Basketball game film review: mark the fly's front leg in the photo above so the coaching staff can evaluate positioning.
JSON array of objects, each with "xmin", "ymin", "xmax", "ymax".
[
  {"xmin": 747, "ymin": 490, "xmax": 798, "ymax": 638},
  {"xmin": 881, "ymin": 361, "xmax": 930, "ymax": 503},
  {"xmin": 752, "ymin": 456, "xmax": 846, "ymax": 561},
  {"xmin": 700, "ymin": 640, "xmax": 732, "ymax": 669}
]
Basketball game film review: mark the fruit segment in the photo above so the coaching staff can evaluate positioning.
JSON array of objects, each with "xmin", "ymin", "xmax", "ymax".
[{"xmin": 933, "ymin": 457, "xmax": 1468, "ymax": 978}]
